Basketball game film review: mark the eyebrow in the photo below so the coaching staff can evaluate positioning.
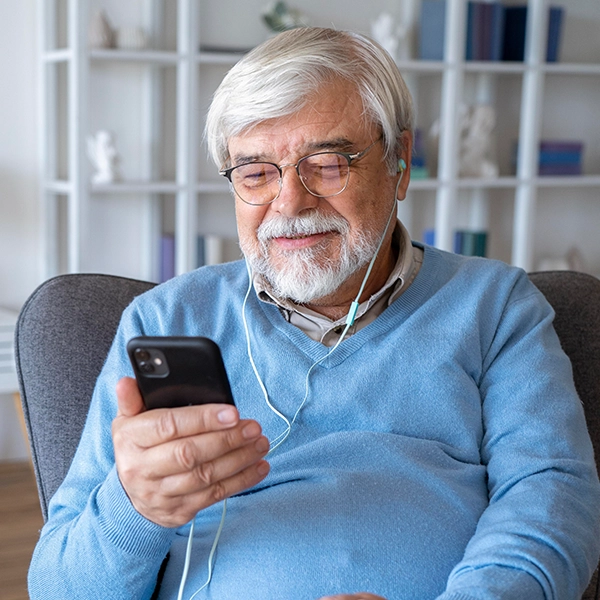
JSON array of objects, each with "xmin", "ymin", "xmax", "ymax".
[{"xmin": 230, "ymin": 137, "xmax": 358, "ymax": 166}]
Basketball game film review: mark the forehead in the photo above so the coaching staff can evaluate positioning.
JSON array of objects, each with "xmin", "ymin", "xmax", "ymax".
[{"xmin": 227, "ymin": 79, "xmax": 376, "ymax": 161}]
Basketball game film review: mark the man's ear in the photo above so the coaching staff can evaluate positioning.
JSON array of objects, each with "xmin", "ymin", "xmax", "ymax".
[{"xmin": 396, "ymin": 130, "xmax": 413, "ymax": 201}]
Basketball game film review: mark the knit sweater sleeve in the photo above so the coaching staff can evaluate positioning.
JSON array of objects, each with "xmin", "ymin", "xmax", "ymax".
[
  {"xmin": 437, "ymin": 272, "xmax": 600, "ymax": 600},
  {"xmin": 27, "ymin": 303, "xmax": 177, "ymax": 600}
]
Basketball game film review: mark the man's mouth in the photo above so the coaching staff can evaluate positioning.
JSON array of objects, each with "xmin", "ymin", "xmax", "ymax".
[{"xmin": 272, "ymin": 231, "xmax": 332, "ymax": 249}]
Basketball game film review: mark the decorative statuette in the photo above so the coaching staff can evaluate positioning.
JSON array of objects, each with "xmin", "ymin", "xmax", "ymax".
[
  {"xmin": 87, "ymin": 131, "xmax": 121, "ymax": 184},
  {"xmin": 262, "ymin": 1, "xmax": 308, "ymax": 33},
  {"xmin": 458, "ymin": 104, "xmax": 499, "ymax": 179},
  {"xmin": 371, "ymin": 13, "xmax": 400, "ymax": 60},
  {"xmin": 88, "ymin": 9, "xmax": 115, "ymax": 49}
]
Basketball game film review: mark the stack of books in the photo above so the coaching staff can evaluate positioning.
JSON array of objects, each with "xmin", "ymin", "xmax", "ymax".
[
  {"xmin": 419, "ymin": 1, "xmax": 565, "ymax": 62},
  {"xmin": 511, "ymin": 140, "xmax": 585, "ymax": 176},
  {"xmin": 423, "ymin": 229, "xmax": 488, "ymax": 258},
  {"xmin": 454, "ymin": 230, "xmax": 488, "ymax": 257},
  {"xmin": 538, "ymin": 141, "xmax": 584, "ymax": 176}
]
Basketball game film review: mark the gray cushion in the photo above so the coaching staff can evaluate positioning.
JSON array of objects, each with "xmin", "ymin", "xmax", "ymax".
[
  {"xmin": 529, "ymin": 271, "xmax": 600, "ymax": 600},
  {"xmin": 14, "ymin": 273, "xmax": 155, "ymax": 521}
]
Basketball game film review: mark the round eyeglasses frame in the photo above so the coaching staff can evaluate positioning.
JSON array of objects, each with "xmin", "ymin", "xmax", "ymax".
[{"xmin": 219, "ymin": 137, "xmax": 382, "ymax": 206}]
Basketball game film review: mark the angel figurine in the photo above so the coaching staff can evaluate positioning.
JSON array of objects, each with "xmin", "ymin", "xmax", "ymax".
[{"xmin": 87, "ymin": 130, "xmax": 121, "ymax": 184}]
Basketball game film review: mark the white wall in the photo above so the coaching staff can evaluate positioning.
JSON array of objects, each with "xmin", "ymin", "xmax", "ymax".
[
  {"xmin": 0, "ymin": 0, "xmax": 40, "ymax": 461},
  {"xmin": 0, "ymin": 0, "xmax": 40, "ymax": 311}
]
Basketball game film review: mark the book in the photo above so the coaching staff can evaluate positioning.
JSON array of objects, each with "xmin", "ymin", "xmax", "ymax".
[
  {"xmin": 420, "ymin": 0, "xmax": 446, "ymax": 60},
  {"xmin": 423, "ymin": 228, "xmax": 436, "ymax": 246},
  {"xmin": 454, "ymin": 230, "xmax": 488, "ymax": 257},
  {"xmin": 546, "ymin": 7, "xmax": 564, "ymax": 62},
  {"xmin": 502, "ymin": 6, "xmax": 527, "ymax": 61},
  {"xmin": 466, "ymin": 2, "xmax": 504, "ymax": 62},
  {"xmin": 489, "ymin": 3, "xmax": 505, "ymax": 61},
  {"xmin": 502, "ymin": 5, "xmax": 565, "ymax": 62}
]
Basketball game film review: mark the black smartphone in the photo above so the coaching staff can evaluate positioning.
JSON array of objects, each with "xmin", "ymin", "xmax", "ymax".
[{"xmin": 127, "ymin": 336, "xmax": 235, "ymax": 410}]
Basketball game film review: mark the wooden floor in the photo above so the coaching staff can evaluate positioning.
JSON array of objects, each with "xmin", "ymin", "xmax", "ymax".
[{"xmin": 0, "ymin": 461, "xmax": 43, "ymax": 600}]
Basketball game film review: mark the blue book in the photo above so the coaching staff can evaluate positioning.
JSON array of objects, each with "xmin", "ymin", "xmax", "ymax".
[
  {"xmin": 420, "ymin": 0, "xmax": 446, "ymax": 60},
  {"xmin": 546, "ymin": 6, "xmax": 564, "ymax": 62},
  {"xmin": 454, "ymin": 231, "xmax": 464, "ymax": 254},
  {"xmin": 503, "ymin": 5, "xmax": 565, "ymax": 62},
  {"xmin": 481, "ymin": 4, "xmax": 493, "ymax": 60},
  {"xmin": 489, "ymin": 3, "xmax": 505, "ymax": 61},
  {"xmin": 423, "ymin": 228, "xmax": 436, "ymax": 246},
  {"xmin": 502, "ymin": 6, "xmax": 527, "ymax": 61},
  {"xmin": 539, "ymin": 151, "xmax": 582, "ymax": 165},
  {"xmin": 466, "ymin": 2, "xmax": 476, "ymax": 60}
]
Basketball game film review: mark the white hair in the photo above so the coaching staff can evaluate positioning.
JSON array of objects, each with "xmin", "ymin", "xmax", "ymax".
[{"xmin": 205, "ymin": 27, "xmax": 414, "ymax": 174}]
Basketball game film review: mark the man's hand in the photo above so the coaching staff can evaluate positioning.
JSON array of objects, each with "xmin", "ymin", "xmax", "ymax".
[
  {"xmin": 112, "ymin": 376, "xmax": 270, "ymax": 528},
  {"xmin": 318, "ymin": 595, "xmax": 387, "ymax": 600}
]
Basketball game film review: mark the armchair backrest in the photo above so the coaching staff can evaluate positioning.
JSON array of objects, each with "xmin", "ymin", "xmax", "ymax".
[
  {"xmin": 14, "ymin": 273, "xmax": 155, "ymax": 521},
  {"xmin": 529, "ymin": 270, "xmax": 600, "ymax": 600}
]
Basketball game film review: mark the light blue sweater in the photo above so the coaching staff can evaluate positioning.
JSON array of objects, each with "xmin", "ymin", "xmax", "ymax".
[{"xmin": 29, "ymin": 245, "xmax": 600, "ymax": 599}]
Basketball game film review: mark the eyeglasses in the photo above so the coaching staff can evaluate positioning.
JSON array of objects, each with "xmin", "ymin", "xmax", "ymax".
[{"xmin": 220, "ymin": 137, "xmax": 382, "ymax": 206}]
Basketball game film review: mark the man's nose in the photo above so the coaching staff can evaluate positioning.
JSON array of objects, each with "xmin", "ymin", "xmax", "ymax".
[{"xmin": 270, "ymin": 165, "xmax": 319, "ymax": 217}]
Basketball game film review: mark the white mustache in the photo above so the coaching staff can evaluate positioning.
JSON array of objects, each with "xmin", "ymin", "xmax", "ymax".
[{"xmin": 257, "ymin": 211, "xmax": 350, "ymax": 243}]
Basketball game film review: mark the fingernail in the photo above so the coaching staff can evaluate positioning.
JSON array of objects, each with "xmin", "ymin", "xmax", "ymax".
[
  {"xmin": 257, "ymin": 461, "xmax": 270, "ymax": 476},
  {"xmin": 255, "ymin": 437, "xmax": 270, "ymax": 453},
  {"xmin": 217, "ymin": 407, "xmax": 237, "ymax": 424},
  {"xmin": 242, "ymin": 422, "xmax": 260, "ymax": 439}
]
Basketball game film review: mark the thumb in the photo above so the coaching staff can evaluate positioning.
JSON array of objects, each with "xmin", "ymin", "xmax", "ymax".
[{"xmin": 116, "ymin": 376, "xmax": 145, "ymax": 418}]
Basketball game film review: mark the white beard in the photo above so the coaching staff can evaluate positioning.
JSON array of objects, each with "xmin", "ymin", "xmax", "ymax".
[{"xmin": 241, "ymin": 210, "xmax": 379, "ymax": 304}]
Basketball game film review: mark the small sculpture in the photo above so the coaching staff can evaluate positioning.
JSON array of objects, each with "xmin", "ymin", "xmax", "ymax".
[
  {"xmin": 371, "ymin": 13, "xmax": 400, "ymax": 59},
  {"xmin": 87, "ymin": 131, "xmax": 121, "ymax": 184},
  {"xmin": 458, "ymin": 104, "xmax": 499, "ymax": 178},
  {"xmin": 262, "ymin": 1, "xmax": 308, "ymax": 33},
  {"xmin": 88, "ymin": 9, "xmax": 114, "ymax": 49}
]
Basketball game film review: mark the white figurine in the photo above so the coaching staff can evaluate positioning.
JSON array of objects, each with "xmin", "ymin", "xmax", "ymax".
[
  {"xmin": 88, "ymin": 10, "xmax": 114, "ymax": 49},
  {"xmin": 371, "ymin": 13, "xmax": 400, "ymax": 59},
  {"xmin": 87, "ymin": 131, "xmax": 121, "ymax": 184},
  {"xmin": 458, "ymin": 104, "xmax": 499, "ymax": 179}
]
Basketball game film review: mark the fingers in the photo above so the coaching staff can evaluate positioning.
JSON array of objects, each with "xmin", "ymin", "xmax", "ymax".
[
  {"xmin": 116, "ymin": 376, "xmax": 145, "ymax": 417},
  {"xmin": 143, "ymin": 420, "xmax": 268, "ymax": 480},
  {"xmin": 112, "ymin": 387, "xmax": 272, "ymax": 527},
  {"xmin": 140, "ymin": 459, "xmax": 271, "ymax": 528},
  {"xmin": 115, "ymin": 400, "xmax": 241, "ymax": 449},
  {"xmin": 156, "ymin": 431, "xmax": 271, "ymax": 495}
]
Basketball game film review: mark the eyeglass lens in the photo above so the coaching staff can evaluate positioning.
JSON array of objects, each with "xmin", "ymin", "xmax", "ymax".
[{"xmin": 229, "ymin": 153, "xmax": 350, "ymax": 204}]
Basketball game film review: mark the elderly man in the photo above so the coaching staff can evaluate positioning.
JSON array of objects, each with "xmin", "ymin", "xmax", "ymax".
[{"xmin": 29, "ymin": 27, "xmax": 599, "ymax": 600}]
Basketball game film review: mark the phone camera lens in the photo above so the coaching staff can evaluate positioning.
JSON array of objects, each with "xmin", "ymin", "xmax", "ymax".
[
  {"xmin": 140, "ymin": 362, "xmax": 155, "ymax": 374},
  {"xmin": 135, "ymin": 349, "xmax": 151, "ymax": 362}
]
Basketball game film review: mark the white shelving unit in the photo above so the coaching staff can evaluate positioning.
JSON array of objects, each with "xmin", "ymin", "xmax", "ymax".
[{"xmin": 38, "ymin": 0, "xmax": 600, "ymax": 281}]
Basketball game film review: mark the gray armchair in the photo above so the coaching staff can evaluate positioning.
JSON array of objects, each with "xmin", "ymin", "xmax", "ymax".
[{"xmin": 14, "ymin": 270, "xmax": 600, "ymax": 598}]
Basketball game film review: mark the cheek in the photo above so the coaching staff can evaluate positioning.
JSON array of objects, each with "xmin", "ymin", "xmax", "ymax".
[{"xmin": 235, "ymin": 201, "xmax": 266, "ymax": 250}]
